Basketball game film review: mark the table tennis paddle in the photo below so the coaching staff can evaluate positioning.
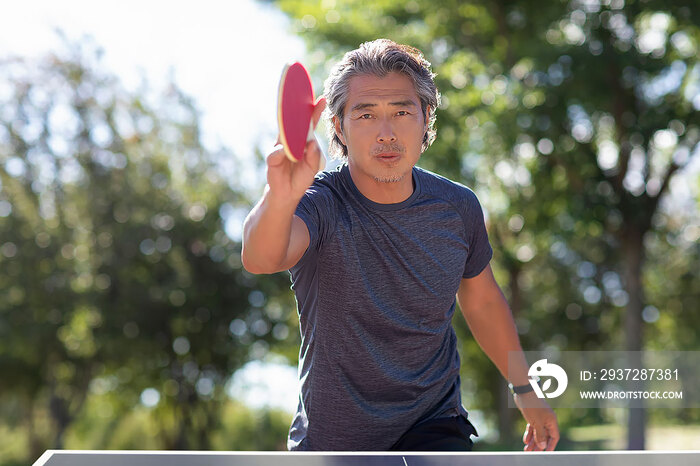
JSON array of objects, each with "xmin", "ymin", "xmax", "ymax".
[{"xmin": 277, "ymin": 62, "xmax": 318, "ymax": 163}]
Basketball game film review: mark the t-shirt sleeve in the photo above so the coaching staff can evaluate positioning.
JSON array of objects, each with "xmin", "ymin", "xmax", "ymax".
[
  {"xmin": 461, "ymin": 190, "xmax": 493, "ymax": 279},
  {"xmin": 291, "ymin": 179, "xmax": 335, "ymax": 271}
]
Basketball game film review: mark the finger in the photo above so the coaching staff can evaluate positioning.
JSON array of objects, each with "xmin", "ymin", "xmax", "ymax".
[
  {"xmin": 533, "ymin": 425, "xmax": 548, "ymax": 451},
  {"xmin": 302, "ymin": 139, "xmax": 321, "ymax": 172},
  {"xmin": 307, "ymin": 138, "xmax": 326, "ymax": 172},
  {"xmin": 523, "ymin": 424, "xmax": 534, "ymax": 451},
  {"xmin": 545, "ymin": 434, "xmax": 559, "ymax": 451},
  {"xmin": 523, "ymin": 423, "xmax": 533, "ymax": 444},
  {"xmin": 545, "ymin": 426, "xmax": 560, "ymax": 451},
  {"xmin": 312, "ymin": 96, "xmax": 327, "ymax": 128},
  {"xmin": 524, "ymin": 435, "xmax": 536, "ymax": 452},
  {"xmin": 267, "ymin": 145, "xmax": 288, "ymax": 166},
  {"xmin": 532, "ymin": 424, "xmax": 549, "ymax": 450}
]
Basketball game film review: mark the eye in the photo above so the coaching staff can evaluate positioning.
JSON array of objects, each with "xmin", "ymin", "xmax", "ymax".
[
  {"xmin": 396, "ymin": 110, "xmax": 409, "ymax": 116},
  {"xmin": 359, "ymin": 114, "xmax": 373, "ymax": 119}
]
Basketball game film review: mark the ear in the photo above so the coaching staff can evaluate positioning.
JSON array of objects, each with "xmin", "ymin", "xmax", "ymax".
[
  {"xmin": 422, "ymin": 105, "xmax": 430, "ymax": 142},
  {"xmin": 333, "ymin": 115, "xmax": 347, "ymax": 146}
]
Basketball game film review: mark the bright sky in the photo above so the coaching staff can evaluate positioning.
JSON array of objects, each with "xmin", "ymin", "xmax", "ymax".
[
  {"xmin": 0, "ymin": 0, "xmax": 306, "ymax": 413},
  {"xmin": 0, "ymin": 0, "xmax": 307, "ymax": 171}
]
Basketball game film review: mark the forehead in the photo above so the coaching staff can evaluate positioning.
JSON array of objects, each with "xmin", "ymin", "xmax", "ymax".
[{"xmin": 345, "ymin": 72, "xmax": 419, "ymax": 106}]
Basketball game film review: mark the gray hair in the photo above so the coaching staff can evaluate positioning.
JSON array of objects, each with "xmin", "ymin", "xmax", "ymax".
[{"xmin": 323, "ymin": 39, "xmax": 441, "ymax": 159}]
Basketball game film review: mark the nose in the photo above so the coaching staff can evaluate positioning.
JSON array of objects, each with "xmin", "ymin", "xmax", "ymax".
[{"xmin": 376, "ymin": 119, "xmax": 397, "ymax": 144}]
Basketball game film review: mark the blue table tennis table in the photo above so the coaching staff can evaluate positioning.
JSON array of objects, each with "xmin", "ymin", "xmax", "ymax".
[{"xmin": 33, "ymin": 450, "xmax": 700, "ymax": 466}]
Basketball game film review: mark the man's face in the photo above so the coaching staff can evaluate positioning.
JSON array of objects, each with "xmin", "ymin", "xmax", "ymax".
[{"xmin": 334, "ymin": 72, "xmax": 427, "ymax": 185}]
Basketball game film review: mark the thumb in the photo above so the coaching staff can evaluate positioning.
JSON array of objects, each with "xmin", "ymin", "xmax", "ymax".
[{"xmin": 267, "ymin": 144, "xmax": 288, "ymax": 167}]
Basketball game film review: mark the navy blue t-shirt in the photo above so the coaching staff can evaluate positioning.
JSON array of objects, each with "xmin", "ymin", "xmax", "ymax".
[{"xmin": 288, "ymin": 163, "xmax": 492, "ymax": 450}]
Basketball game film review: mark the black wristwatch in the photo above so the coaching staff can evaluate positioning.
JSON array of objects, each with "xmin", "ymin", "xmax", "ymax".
[{"xmin": 508, "ymin": 379, "xmax": 537, "ymax": 395}]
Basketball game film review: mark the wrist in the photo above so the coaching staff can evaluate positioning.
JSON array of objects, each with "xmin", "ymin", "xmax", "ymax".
[
  {"xmin": 513, "ymin": 390, "xmax": 538, "ymax": 399},
  {"xmin": 508, "ymin": 379, "xmax": 538, "ymax": 395},
  {"xmin": 265, "ymin": 184, "xmax": 302, "ymax": 210}
]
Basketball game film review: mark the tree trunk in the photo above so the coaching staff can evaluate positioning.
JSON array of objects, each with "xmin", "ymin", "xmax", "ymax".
[
  {"xmin": 26, "ymin": 399, "xmax": 45, "ymax": 465},
  {"xmin": 49, "ymin": 393, "xmax": 72, "ymax": 449},
  {"xmin": 497, "ymin": 266, "xmax": 521, "ymax": 446},
  {"xmin": 623, "ymin": 227, "xmax": 645, "ymax": 449},
  {"xmin": 497, "ymin": 384, "xmax": 516, "ymax": 446}
]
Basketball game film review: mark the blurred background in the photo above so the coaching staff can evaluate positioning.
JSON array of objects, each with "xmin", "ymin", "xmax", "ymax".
[{"xmin": 1, "ymin": 1, "xmax": 699, "ymax": 464}]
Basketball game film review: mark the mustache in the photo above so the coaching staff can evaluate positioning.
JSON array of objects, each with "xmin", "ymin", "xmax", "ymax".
[{"xmin": 372, "ymin": 143, "xmax": 405, "ymax": 156}]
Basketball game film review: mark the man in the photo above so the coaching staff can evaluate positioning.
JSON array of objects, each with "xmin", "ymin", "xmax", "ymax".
[{"xmin": 242, "ymin": 39, "xmax": 559, "ymax": 451}]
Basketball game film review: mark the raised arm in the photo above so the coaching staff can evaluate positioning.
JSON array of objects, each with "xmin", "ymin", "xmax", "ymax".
[
  {"xmin": 456, "ymin": 264, "xmax": 559, "ymax": 451},
  {"xmin": 241, "ymin": 98, "xmax": 326, "ymax": 274},
  {"xmin": 241, "ymin": 185, "xmax": 311, "ymax": 274}
]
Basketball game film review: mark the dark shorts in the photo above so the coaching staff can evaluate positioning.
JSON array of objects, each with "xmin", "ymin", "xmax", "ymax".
[{"xmin": 390, "ymin": 415, "xmax": 478, "ymax": 451}]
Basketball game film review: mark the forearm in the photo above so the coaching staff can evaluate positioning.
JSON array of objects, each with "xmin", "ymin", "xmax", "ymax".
[
  {"xmin": 461, "ymin": 294, "xmax": 530, "ymax": 386},
  {"xmin": 241, "ymin": 185, "xmax": 300, "ymax": 273}
]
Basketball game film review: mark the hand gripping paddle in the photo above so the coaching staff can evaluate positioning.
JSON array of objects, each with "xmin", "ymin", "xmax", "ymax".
[{"xmin": 277, "ymin": 62, "xmax": 318, "ymax": 163}]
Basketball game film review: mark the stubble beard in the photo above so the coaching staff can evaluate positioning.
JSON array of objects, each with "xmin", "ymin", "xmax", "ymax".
[
  {"xmin": 371, "ymin": 143, "xmax": 408, "ymax": 183},
  {"xmin": 373, "ymin": 173, "xmax": 406, "ymax": 183}
]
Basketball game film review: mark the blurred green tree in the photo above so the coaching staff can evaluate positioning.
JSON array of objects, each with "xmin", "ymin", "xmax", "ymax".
[
  {"xmin": 269, "ymin": 0, "xmax": 700, "ymax": 449},
  {"xmin": 0, "ymin": 38, "xmax": 298, "ymax": 462}
]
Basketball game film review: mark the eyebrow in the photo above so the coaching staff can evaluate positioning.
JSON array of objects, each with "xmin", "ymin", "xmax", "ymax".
[{"xmin": 350, "ymin": 100, "xmax": 418, "ymax": 112}]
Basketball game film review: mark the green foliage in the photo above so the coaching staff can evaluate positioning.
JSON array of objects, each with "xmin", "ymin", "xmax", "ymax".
[
  {"xmin": 60, "ymin": 396, "xmax": 291, "ymax": 452},
  {"xmin": 0, "ymin": 395, "xmax": 292, "ymax": 465},
  {"xmin": 0, "ymin": 38, "xmax": 299, "ymax": 462},
  {"xmin": 270, "ymin": 0, "xmax": 700, "ymax": 448},
  {"xmin": 2, "ymin": 1, "xmax": 699, "ymax": 456}
]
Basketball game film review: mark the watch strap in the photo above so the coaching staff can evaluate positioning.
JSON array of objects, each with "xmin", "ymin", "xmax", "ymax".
[{"xmin": 509, "ymin": 380, "xmax": 536, "ymax": 395}]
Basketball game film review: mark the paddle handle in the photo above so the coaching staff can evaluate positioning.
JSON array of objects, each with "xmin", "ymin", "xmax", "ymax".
[
  {"xmin": 305, "ymin": 120, "xmax": 324, "ymax": 170},
  {"xmin": 306, "ymin": 119, "xmax": 315, "ymax": 142}
]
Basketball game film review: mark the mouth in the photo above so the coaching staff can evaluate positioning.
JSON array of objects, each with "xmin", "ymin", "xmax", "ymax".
[{"xmin": 376, "ymin": 152, "xmax": 401, "ymax": 162}]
